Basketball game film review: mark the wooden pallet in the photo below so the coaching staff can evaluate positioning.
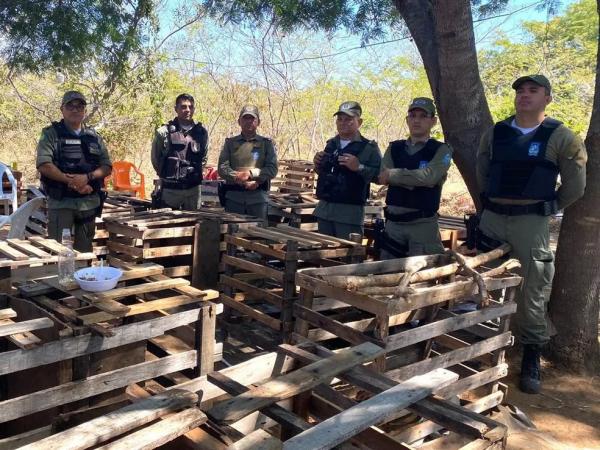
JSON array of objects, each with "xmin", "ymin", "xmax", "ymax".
[
  {"xmin": 270, "ymin": 159, "xmax": 315, "ymax": 194},
  {"xmin": 292, "ymin": 245, "xmax": 521, "ymax": 406},
  {"xmin": 220, "ymin": 224, "xmax": 366, "ymax": 341},
  {"xmin": 0, "ymin": 264, "xmax": 220, "ymax": 438}
]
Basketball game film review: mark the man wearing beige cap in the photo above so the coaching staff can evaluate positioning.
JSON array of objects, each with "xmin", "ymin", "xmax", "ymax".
[
  {"xmin": 477, "ymin": 74, "xmax": 587, "ymax": 393},
  {"xmin": 218, "ymin": 105, "xmax": 278, "ymax": 220},
  {"xmin": 313, "ymin": 101, "xmax": 381, "ymax": 239},
  {"xmin": 36, "ymin": 91, "xmax": 112, "ymax": 252},
  {"xmin": 378, "ymin": 97, "xmax": 452, "ymax": 258}
]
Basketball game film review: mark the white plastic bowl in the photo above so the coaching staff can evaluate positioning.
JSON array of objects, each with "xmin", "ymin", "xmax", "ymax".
[{"xmin": 74, "ymin": 266, "xmax": 123, "ymax": 292}]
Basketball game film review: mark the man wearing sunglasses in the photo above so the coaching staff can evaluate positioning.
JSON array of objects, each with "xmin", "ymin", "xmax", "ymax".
[{"xmin": 36, "ymin": 91, "xmax": 112, "ymax": 252}]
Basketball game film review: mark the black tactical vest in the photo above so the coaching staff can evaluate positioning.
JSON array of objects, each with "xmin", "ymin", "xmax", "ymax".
[
  {"xmin": 385, "ymin": 139, "xmax": 444, "ymax": 212},
  {"xmin": 159, "ymin": 119, "xmax": 207, "ymax": 189},
  {"xmin": 487, "ymin": 117, "xmax": 561, "ymax": 201},
  {"xmin": 315, "ymin": 137, "xmax": 369, "ymax": 205},
  {"xmin": 41, "ymin": 120, "xmax": 103, "ymax": 199}
]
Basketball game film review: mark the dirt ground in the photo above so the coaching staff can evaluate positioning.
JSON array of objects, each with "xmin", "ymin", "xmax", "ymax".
[{"xmin": 502, "ymin": 348, "xmax": 600, "ymax": 450}]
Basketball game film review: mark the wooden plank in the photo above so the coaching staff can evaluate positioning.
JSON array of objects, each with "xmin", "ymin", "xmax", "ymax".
[
  {"xmin": 207, "ymin": 342, "xmax": 384, "ymax": 424},
  {"xmin": 85, "ymin": 278, "xmax": 191, "ymax": 301},
  {"xmin": 207, "ymin": 371, "xmax": 310, "ymax": 435},
  {"xmin": 0, "ymin": 308, "xmax": 203, "ymax": 375},
  {"xmin": 385, "ymin": 332, "xmax": 512, "ymax": 382},
  {"xmin": 225, "ymin": 234, "xmax": 287, "ymax": 260},
  {"xmin": 0, "ymin": 317, "xmax": 42, "ymax": 348},
  {"xmin": 6, "ymin": 239, "xmax": 51, "ymax": 258},
  {"xmin": 228, "ymin": 429, "xmax": 283, "ymax": 450},
  {"xmin": 143, "ymin": 243, "xmax": 193, "ymax": 259},
  {"xmin": 0, "ymin": 241, "xmax": 28, "ymax": 260},
  {"xmin": 221, "ymin": 275, "xmax": 283, "ymax": 307},
  {"xmin": 0, "ymin": 317, "xmax": 53, "ymax": 338},
  {"xmin": 219, "ymin": 293, "xmax": 282, "ymax": 331},
  {"xmin": 222, "ymin": 255, "xmax": 284, "ymax": 282},
  {"xmin": 27, "ymin": 236, "xmax": 69, "ymax": 254},
  {"xmin": 283, "ymin": 368, "xmax": 458, "ymax": 450},
  {"xmin": 97, "ymin": 407, "xmax": 207, "ymax": 450},
  {"xmin": 385, "ymin": 303, "xmax": 516, "ymax": 351},
  {"xmin": 18, "ymin": 389, "xmax": 199, "ymax": 450},
  {"xmin": 78, "ymin": 294, "xmax": 204, "ymax": 324},
  {"xmin": 0, "ymin": 307, "xmax": 16, "ymax": 320},
  {"xmin": 0, "ymin": 351, "xmax": 197, "ymax": 423}
]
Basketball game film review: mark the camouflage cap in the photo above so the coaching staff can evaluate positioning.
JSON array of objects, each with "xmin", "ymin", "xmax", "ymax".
[
  {"xmin": 239, "ymin": 105, "xmax": 260, "ymax": 119},
  {"xmin": 512, "ymin": 74, "xmax": 552, "ymax": 93},
  {"xmin": 408, "ymin": 97, "xmax": 436, "ymax": 116},
  {"xmin": 333, "ymin": 101, "xmax": 362, "ymax": 118},
  {"xmin": 61, "ymin": 90, "xmax": 87, "ymax": 106}
]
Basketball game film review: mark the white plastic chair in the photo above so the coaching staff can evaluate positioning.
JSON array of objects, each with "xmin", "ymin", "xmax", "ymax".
[
  {"xmin": 0, "ymin": 197, "xmax": 45, "ymax": 239},
  {"xmin": 0, "ymin": 163, "xmax": 18, "ymax": 213}
]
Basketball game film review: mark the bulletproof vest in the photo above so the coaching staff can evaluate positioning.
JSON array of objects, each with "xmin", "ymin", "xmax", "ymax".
[
  {"xmin": 41, "ymin": 120, "xmax": 102, "ymax": 199},
  {"xmin": 385, "ymin": 139, "xmax": 444, "ymax": 212},
  {"xmin": 315, "ymin": 137, "xmax": 369, "ymax": 205},
  {"xmin": 160, "ymin": 119, "xmax": 207, "ymax": 189},
  {"xmin": 225, "ymin": 136, "xmax": 270, "ymax": 191},
  {"xmin": 487, "ymin": 117, "xmax": 561, "ymax": 201}
]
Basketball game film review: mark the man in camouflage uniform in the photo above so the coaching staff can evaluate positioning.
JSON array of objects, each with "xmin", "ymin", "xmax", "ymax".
[
  {"xmin": 378, "ymin": 97, "xmax": 452, "ymax": 257},
  {"xmin": 313, "ymin": 101, "xmax": 381, "ymax": 239},
  {"xmin": 36, "ymin": 91, "xmax": 112, "ymax": 252},
  {"xmin": 151, "ymin": 93, "xmax": 208, "ymax": 210},
  {"xmin": 218, "ymin": 105, "xmax": 278, "ymax": 220},
  {"xmin": 477, "ymin": 75, "xmax": 587, "ymax": 394}
]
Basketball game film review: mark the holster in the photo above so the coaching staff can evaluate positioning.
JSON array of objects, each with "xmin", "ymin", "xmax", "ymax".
[
  {"xmin": 373, "ymin": 219, "xmax": 408, "ymax": 258},
  {"xmin": 95, "ymin": 190, "xmax": 108, "ymax": 218},
  {"xmin": 151, "ymin": 179, "xmax": 163, "ymax": 209},
  {"xmin": 217, "ymin": 182, "xmax": 229, "ymax": 207}
]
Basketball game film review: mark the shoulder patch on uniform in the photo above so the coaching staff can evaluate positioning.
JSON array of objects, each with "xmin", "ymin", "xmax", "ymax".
[
  {"xmin": 528, "ymin": 142, "xmax": 541, "ymax": 157},
  {"xmin": 442, "ymin": 153, "xmax": 452, "ymax": 165}
]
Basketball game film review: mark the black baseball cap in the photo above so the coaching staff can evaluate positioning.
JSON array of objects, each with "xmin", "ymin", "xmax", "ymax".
[{"xmin": 512, "ymin": 75, "xmax": 552, "ymax": 93}]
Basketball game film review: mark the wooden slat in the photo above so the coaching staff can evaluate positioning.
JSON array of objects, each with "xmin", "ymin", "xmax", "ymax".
[
  {"xmin": 0, "ymin": 241, "xmax": 28, "ymax": 260},
  {"xmin": 97, "ymin": 407, "xmax": 207, "ymax": 450},
  {"xmin": 207, "ymin": 342, "xmax": 384, "ymax": 424},
  {"xmin": 0, "ymin": 350, "xmax": 197, "ymax": 423},
  {"xmin": 18, "ymin": 389, "xmax": 199, "ymax": 450},
  {"xmin": 6, "ymin": 239, "xmax": 51, "ymax": 258},
  {"xmin": 219, "ymin": 293, "xmax": 281, "ymax": 331},
  {"xmin": 0, "ymin": 318, "xmax": 41, "ymax": 349},
  {"xmin": 221, "ymin": 255, "xmax": 284, "ymax": 282},
  {"xmin": 0, "ymin": 317, "xmax": 53, "ymax": 338},
  {"xmin": 0, "ymin": 308, "xmax": 16, "ymax": 320},
  {"xmin": 228, "ymin": 429, "xmax": 282, "ymax": 450},
  {"xmin": 84, "ymin": 278, "xmax": 191, "ymax": 301},
  {"xmin": 283, "ymin": 368, "xmax": 458, "ymax": 450}
]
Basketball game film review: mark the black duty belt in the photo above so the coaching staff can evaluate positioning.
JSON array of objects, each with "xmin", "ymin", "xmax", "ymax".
[
  {"xmin": 384, "ymin": 208, "xmax": 436, "ymax": 222},
  {"xmin": 161, "ymin": 179, "xmax": 201, "ymax": 190},
  {"xmin": 483, "ymin": 198, "xmax": 557, "ymax": 216}
]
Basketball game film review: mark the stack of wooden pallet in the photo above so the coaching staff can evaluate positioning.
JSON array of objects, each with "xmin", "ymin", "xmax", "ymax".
[
  {"xmin": 0, "ymin": 262, "xmax": 220, "ymax": 442},
  {"xmin": 103, "ymin": 208, "xmax": 262, "ymax": 286},
  {"xmin": 220, "ymin": 224, "xmax": 365, "ymax": 342},
  {"xmin": 270, "ymin": 159, "xmax": 315, "ymax": 194},
  {"xmin": 292, "ymin": 245, "xmax": 520, "ymax": 411}
]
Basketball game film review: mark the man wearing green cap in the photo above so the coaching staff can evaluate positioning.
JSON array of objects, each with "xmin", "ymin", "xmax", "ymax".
[
  {"xmin": 151, "ymin": 93, "xmax": 208, "ymax": 210},
  {"xmin": 36, "ymin": 91, "xmax": 112, "ymax": 252},
  {"xmin": 218, "ymin": 105, "xmax": 278, "ymax": 220},
  {"xmin": 477, "ymin": 74, "xmax": 587, "ymax": 394},
  {"xmin": 313, "ymin": 101, "xmax": 382, "ymax": 239},
  {"xmin": 378, "ymin": 97, "xmax": 452, "ymax": 257}
]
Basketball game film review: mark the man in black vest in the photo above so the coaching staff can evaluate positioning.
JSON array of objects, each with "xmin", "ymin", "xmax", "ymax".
[
  {"xmin": 313, "ymin": 101, "xmax": 381, "ymax": 239},
  {"xmin": 477, "ymin": 75, "xmax": 587, "ymax": 394},
  {"xmin": 36, "ymin": 91, "xmax": 112, "ymax": 252},
  {"xmin": 378, "ymin": 97, "xmax": 452, "ymax": 258},
  {"xmin": 151, "ymin": 94, "xmax": 208, "ymax": 210}
]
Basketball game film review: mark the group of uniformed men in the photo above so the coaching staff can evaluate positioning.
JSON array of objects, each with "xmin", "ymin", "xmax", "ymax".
[{"xmin": 36, "ymin": 74, "xmax": 587, "ymax": 395}]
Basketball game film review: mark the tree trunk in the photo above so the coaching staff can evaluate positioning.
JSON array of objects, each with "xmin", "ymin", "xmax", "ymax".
[
  {"xmin": 546, "ymin": 0, "xmax": 600, "ymax": 373},
  {"xmin": 394, "ymin": 0, "xmax": 493, "ymax": 210}
]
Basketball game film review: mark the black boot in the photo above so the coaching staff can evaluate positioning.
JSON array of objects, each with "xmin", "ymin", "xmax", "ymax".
[{"xmin": 519, "ymin": 344, "xmax": 542, "ymax": 394}]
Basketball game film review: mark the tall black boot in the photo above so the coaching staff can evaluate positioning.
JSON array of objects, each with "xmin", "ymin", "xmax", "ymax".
[{"xmin": 519, "ymin": 344, "xmax": 542, "ymax": 394}]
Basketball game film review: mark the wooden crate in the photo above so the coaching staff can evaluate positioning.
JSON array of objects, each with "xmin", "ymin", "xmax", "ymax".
[
  {"xmin": 0, "ymin": 262, "xmax": 220, "ymax": 439},
  {"xmin": 270, "ymin": 159, "xmax": 315, "ymax": 194},
  {"xmin": 293, "ymin": 245, "xmax": 521, "ymax": 404},
  {"xmin": 220, "ymin": 224, "xmax": 366, "ymax": 341}
]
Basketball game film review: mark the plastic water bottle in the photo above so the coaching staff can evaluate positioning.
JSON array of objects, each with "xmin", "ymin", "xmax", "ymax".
[{"xmin": 58, "ymin": 228, "xmax": 75, "ymax": 286}]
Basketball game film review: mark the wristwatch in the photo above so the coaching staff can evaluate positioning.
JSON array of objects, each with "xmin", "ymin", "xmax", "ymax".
[
  {"xmin": 87, "ymin": 172, "xmax": 94, "ymax": 182},
  {"xmin": 358, "ymin": 163, "xmax": 365, "ymax": 171}
]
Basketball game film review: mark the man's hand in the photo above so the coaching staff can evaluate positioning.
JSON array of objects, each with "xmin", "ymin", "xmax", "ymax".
[
  {"xmin": 73, "ymin": 184, "xmax": 94, "ymax": 195},
  {"xmin": 313, "ymin": 151, "xmax": 325, "ymax": 168},
  {"xmin": 244, "ymin": 181, "xmax": 259, "ymax": 191},
  {"xmin": 378, "ymin": 169, "xmax": 390, "ymax": 185},
  {"xmin": 66, "ymin": 173, "xmax": 88, "ymax": 190},
  {"xmin": 338, "ymin": 154, "xmax": 360, "ymax": 172},
  {"xmin": 234, "ymin": 170, "xmax": 251, "ymax": 183}
]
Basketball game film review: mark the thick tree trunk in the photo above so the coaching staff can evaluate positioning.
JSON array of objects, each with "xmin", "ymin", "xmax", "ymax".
[
  {"xmin": 546, "ymin": 0, "xmax": 600, "ymax": 373},
  {"xmin": 394, "ymin": 0, "xmax": 493, "ymax": 209}
]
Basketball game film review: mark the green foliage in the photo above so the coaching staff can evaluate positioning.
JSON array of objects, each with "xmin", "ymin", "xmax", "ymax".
[{"xmin": 479, "ymin": 0, "xmax": 596, "ymax": 135}]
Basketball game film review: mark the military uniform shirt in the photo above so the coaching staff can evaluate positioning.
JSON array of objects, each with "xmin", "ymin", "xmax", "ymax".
[
  {"xmin": 36, "ymin": 124, "xmax": 112, "ymax": 211},
  {"xmin": 477, "ymin": 118, "xmax": 587, "ymax": 210},
  {"xmin": 151, "ymin": 121, "xmax": 207, "ymax": 175},
  {"xmin": 314, "ymin": 134, "xmax": 382, "ymax": 226},
  {"xmin": 218, "ymin": 134, "xmax": 278, "ymax": 205}
]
